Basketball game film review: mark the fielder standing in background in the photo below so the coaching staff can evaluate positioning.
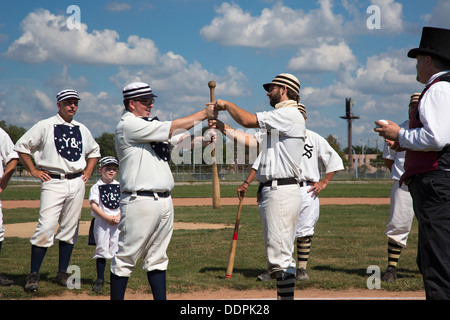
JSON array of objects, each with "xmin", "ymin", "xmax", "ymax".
[
  {"xmin": 14, "ymin": 89, "xmax": 100, "ymax": 293},
  {"xmin": 375, "ymin": 27, "xmax": 450, "ymax": 299},
  {"xmin": 210, "ymin": 73, "xmax": 305, "ymax": 300},
  {"xmin": 110, "ymin": 82, "xmax": 217, "ymax": 300},
  {"xmin": 380, "ymin": 93, "xmax": 417, "ymax": 282},
  {"xmin": 0, "ymin": 127, "xmax": 19, "ymax": 286},
  {"xmin": 292, "ymin": 103, "xmax": 343, "ymax": 282}
]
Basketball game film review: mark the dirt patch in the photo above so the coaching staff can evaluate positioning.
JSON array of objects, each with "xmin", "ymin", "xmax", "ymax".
[
  {"xmin": 4, "ymin": 221, "xmax": 230, "ymax": 238},
  {"xmin": 31, "ymin": 287, "xmax": 425, "ymax": 300},
  {"xmin": 1, "ymin": 197, "xmax": 390, "ymax": 209}
]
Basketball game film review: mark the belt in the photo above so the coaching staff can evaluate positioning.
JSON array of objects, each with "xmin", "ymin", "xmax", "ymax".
[
  {"xmin": 259, "ymin": 178, "xmax": 298, "ymax": 189},
  {"xmin": 299, "ymin": 181, "xmax": 314, "ymax": 187},
  {"xmin": 48, "ymin": 172, "xmax": 83, "ymax": 180},
  {"xmin": 123, "ymin": 191, "xmax": 171, "ymax": 198}
]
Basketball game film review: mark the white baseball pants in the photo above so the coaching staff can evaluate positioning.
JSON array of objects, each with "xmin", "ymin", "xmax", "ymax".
[
  {"xmin": 295, "ymin": 185, "xmax": 320, "ymax": 238},
  {"xmin": 385, "ymin": 180, "xmax": 414, "ymax": 247},
  {"xmin": 31, "ymin": 177, "xmax": 85, "ymax": 247},
  {"xmin": 258, "ymin": 183, "xmax": 302, "ymax": 276},
  {"xmin": 111, "ymin": 194, "xmax": 174, "ymax": 277},
  {"xmin": 93, "ymin": 217, "xmax": 120, "ymax": 260}
]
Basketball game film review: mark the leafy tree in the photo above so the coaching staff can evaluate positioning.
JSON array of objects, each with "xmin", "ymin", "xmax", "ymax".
[
  {"xmin": 0, "ymin": 120, "xmax": 26, "ymax": 143},
  {"xmin": 95, "ymin": 132, "xmax": 117, "ymax": 159}
]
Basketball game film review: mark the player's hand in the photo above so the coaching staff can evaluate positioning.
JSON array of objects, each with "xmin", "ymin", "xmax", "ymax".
[
  {"xmin": 237, "ymin": 183, "xmax": 248, "ymax": 200},
  {"xmin": 308, "ymin": 182, "xmax": 324, "ymax": 197},
  {"xmin": 208, "ymin": 119, "xmax": 225, "ymax": 134},
  {"xmin": 204, "ymin": 103, "xmax": 218, "ymax": 120},
  {"xmin": 31, "ymin": 169, "xmax": 51, "ymax": 182},
  {"xmin": 374, "ymin": 120, "xmax": 401, "ymax": 141},
  {"xmin": 110, "ymin": 214, "xmax": 120, "ymax": 225}
]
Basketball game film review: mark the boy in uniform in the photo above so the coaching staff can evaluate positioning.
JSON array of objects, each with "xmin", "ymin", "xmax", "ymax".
[{"xmin": 89, "ymin": 156, "xmax": 121, "ymax": 292}]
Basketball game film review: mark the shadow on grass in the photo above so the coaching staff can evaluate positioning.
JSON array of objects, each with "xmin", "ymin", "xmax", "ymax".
[
  {"xmin": 199, "ymin": 266, "xmax": 267, "ymax": 279},
  {"xmin": 312, "ymin": 265, "xmax": 420, "ymax": 279}
]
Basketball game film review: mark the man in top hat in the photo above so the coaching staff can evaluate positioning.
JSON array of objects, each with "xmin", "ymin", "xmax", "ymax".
[
  {"xmin": 14, "ymin": 89, "xmax": 100, "ymax": 293},
  {"xmin": 110, "ymin": 82, "xmax": 217, "ymax": 300},
  {"xmin": 375, "ymin": 27, "xmax": 450, "ymax": 299},
  {"xmin": 380, "ymin": 93, "xmax": 418, "ymax": 283},
  {"xmin": 209, "ymin": 73, "xmax": 306, "ymax": 300}
]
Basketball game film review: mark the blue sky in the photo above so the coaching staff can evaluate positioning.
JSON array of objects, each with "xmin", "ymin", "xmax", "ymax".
[{"xmin": 1, "ymin": 0, "xmax": 449, "ymax": 152}]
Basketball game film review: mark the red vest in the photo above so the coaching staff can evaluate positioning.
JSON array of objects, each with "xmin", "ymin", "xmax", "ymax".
[{"xmin": 401, "ymin": 72, "xmax": 450, "ymax": 184}]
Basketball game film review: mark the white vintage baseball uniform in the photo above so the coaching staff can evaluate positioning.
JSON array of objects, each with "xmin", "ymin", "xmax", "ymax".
[
  {"xmin": 14, "ymin": 113, "xmax": 101, "ymax": 247},
  {"xmin": 383, "ymin": 119, "xmax": 414, "ymax": 247},
  {"xmin": 111, "ymin": 110, "xmax": 175, "ymax": 277},
  {"xmin": 89, "ymin": 179, "xmax": 120, "ymax": 260},
  {"xmin": 295, "ymin": 129, "xmax": 344, "ymax": 238},
  {"xmin": 252, "ymin": 100, "xmax": 305, "ymax": 276},
  {"xmin": 0, "ymin": 128, "xmax": 19, "ymax": 242}
]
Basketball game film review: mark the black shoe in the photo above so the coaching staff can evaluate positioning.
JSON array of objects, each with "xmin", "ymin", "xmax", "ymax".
[
  {"xmin": 382, "ymin": 266, "xmax": 397, "ymax": 282},
  {"xmin": 92, "ymin": 279, "xmax": 104, "ymax": 292},
  {"xmin": 24, "ymin": 272, "xmax": 39, "ymax": 292},
  {"xmin": 55, "ymin": 271, "xmax": 69, "ymax": 286},
  {"xmin": 256, "ymin": 272, "xmax": 271, "ymax": 282},
  {"xmin": 0, "ymin": 274, "xmax": 14, "ymax": 286}
]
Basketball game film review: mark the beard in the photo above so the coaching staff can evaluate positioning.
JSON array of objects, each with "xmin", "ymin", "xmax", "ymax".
[{"xmin": 269, "ymin": 90, "xmax": 282, "ymax": 108}]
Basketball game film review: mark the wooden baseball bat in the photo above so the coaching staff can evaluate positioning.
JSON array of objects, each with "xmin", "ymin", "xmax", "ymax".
[
  {"xmin": 209, "ymin": 81, "xmax": 221, "ymax": 209},
  {"xmin": 225, "ymin": 197, "xmax": 244, "ymax": 279}
]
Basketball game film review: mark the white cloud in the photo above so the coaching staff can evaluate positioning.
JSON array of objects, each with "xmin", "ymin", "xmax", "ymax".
[
  {"xmin": 6, "ymin": 9, "xmax": 159, "ymax": 65},
  {"xmin": 351, "ymin": 49, "xmax": 418, "ymax": 95},
  {"xmin": 200, "ymin": 0, "xmax": 345, "ymax": 48},
  {"xmin": 106, "ymin": 2, "xmax": 132, "ymax": 12},
  {"xmin": 32, "ymin": 90, "xmax": 53, "ymax": 111},
  {"xmin": 370, "ymin": 0, "xmax": 404, "ymax": 32},
  {"xmin": 287, "ymin": 39, "xmax": 358, "ymax": 73},
  {"xmin": 423, "ymin": 0, "xmax": 450, "ymax": 29}
]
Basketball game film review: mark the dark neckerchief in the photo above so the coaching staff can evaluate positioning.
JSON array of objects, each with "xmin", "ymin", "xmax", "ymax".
[{"xmin": 142, "ymin": 116, "xmax": 170, "ymax": 162}]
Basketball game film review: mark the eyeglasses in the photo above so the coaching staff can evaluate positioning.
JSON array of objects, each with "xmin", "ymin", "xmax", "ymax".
[{"xmin": 134, "ymin": 99, "xmax": 155, "ymax": 106}]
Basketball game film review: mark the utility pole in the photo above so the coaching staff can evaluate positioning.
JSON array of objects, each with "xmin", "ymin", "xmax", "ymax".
[{"xmin": 340, "ymin": 98, "xmax": 359, "ymax": 169}]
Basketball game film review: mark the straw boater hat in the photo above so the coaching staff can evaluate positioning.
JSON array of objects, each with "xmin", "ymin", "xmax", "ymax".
[
  {"xmin": 263, "ymin": 73, "xmax": 300, "ymax": 95},
  {"xmin": 408, "ymin": 27, "xmax": 450, "ymax": 62}
]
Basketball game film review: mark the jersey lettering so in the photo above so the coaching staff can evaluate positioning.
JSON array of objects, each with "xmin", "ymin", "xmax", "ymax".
[
  {"xmin": 303, "ymin": 144, "xmax": 314, "ymax": 159},
  {"xmin": 54, "ymin": 124, "xmax": 83, "ymax": 162},
  {"xmin": 99, "ymin": 184, "xmax": 120, "ymax": 209}
]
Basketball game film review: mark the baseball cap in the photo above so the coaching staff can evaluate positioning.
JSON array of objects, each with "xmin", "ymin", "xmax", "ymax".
[
  {"xmin": 56, "ymin": 89, "xmax": 81, "ymax": 102},
  {"xmin": 123, "ymin": 82, "xmax": 157, "ymax": 101},
  {"xmin": 99, "ymin": 156, "xmax": 119, "ymax": 168},
  {"xmin": 263, "ymin": 73, "xmax": 300, "ymax": 95}
]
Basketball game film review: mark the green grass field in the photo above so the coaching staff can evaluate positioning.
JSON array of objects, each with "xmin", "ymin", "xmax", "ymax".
[{"xmin": 0, "ymin": 181, "xmax": 423, "ymax": 299}]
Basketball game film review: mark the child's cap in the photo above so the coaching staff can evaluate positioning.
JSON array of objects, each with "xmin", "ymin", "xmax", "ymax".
[{"xmin": 99, "ymin": 156, "xmax": 119, "ymax": 168}]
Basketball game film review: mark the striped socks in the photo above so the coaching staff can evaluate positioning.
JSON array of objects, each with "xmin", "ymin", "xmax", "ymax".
[
  {"xmin": 276, "ymin": 271, "xmax": 295, "ymax": 300},
  {"xmin": 388, "ymin": 241, "xmax": 402, "ymax": 268},
  {"xmin": 297, "ymin": 236, "xmax": 312, "ymax": 269}
]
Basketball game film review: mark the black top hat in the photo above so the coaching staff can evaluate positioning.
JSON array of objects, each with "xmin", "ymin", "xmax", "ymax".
[{"xmin": 408, "ymin": 27, "xmax": 450, "ymax": 62}]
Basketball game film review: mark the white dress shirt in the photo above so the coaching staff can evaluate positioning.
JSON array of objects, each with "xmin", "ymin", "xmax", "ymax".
[{"xmin": 399, "ymin": 71, "xmax": 450, "ymax": 151}]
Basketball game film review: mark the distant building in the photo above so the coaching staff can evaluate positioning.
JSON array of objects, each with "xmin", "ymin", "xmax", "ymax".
[{"xmin": 346, "ymin": 153, "xmax": 378, "ymax": 173}]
